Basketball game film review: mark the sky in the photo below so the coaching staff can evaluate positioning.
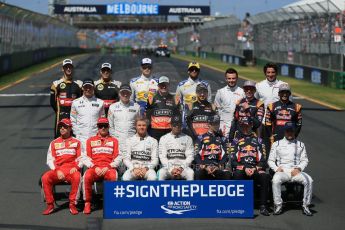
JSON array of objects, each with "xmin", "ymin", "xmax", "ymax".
[{"xmin": 3, "ymin": 0, "xmax": 299, "ymax": 19}]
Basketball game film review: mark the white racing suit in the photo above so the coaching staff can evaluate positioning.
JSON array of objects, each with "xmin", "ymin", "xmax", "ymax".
[
  {"xmin": 214, "ymin": 85, "xmax": 244, "ymax": 136},
  {"xmin": 130, "ymin": 75, "xmax": 158, "ymax": 115},
  {"xmin": 268, "ymin": 137, "xmax": 313, "ymax": 207},
  {"xmin": 157, "ymin": 132, "xmax": 194, "ymax": 180},
  {"xmin": 70, "ymin": 96, "xmax": 105, "ymax": 154},
  {"xmin": 108, "ymin": 100, "xmax": 140, "ymax": 157},
  {"xmin": 122, "ymin": 134, "xmax": 159, "ymax": 181}
]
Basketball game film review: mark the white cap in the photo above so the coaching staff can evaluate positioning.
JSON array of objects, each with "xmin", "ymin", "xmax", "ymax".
[
  {"xmin": 141, "ymin": 58, "xmax": 152, "ymax": 65},
  {"xmin": 158, "ymin": 76, "xmax": 169, "ymax": 84},
  {"xmin": 101, "ymin": 62, "xmax": 111, "ymax": 70},
  {"xmin": 62, "ymin": 59, "xmax": 73, "ymax": 66}
]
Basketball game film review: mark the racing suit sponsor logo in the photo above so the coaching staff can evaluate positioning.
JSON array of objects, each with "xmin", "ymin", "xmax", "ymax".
[
  {"xmin": 55, "ymin": 148, "xmax": 77, "ymax": 156},
  {"xmin": 91, "ymin": 140, "xmax": 102, "ymax": 147},
  {"xmin": 97, "ymin": 84, "xmax": 104, "ymax": 91},
  {"xmin": 185, "ymin": 94, "xmax": 197, "ymax": 104},
  {"xmin": 92, "ymin": 147, "xmax": 113, "ymax": 155},
  {"xmin": 54, "ymin": 142, "xmax": 65, "ymax": 149},
  {"xmin": 59, "ymin": 83, "xmax": 66, "ymax": 89},
  {"xmin": 69, "ymin": 142, "xmax": 78, "ymax": 148},
  {"xmin": 153, "ymin": 109, "xmax": 172, "ymax": 116},
  {"xmin": 92, "ymin": 103, "xmax": 100, "ymax": 107},
  {"xmin": 105, "ymin": 141, "xmax": 114, "ymax": 147},
  {"xmin": 131, "ymin": 151, "xmax": 152, "ymax": 161},
  {"xmin": 151, "ymin": 116, "xmax": 171, "ymax": 129},
  {"xmin": 192, "ymin": 115, "xmax": 208, "ymax": 122},
  {"xmin": 167, "ymin": 149, "xmax": 186, "ymax": 159}
]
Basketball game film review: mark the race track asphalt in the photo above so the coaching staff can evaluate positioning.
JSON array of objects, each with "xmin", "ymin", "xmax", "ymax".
[{"xmin": 0, "ymin": 53, "xmax": 344, "ymax": 230}]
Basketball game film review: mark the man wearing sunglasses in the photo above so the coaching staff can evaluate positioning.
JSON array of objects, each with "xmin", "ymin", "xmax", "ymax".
[
  {"xmin": 82, "ymin": 117, "xmax": 120, "ymax": 214},
  {"xmin": 130, "ymin": 58, "xmax": 159, "ymax": 115},
  {"xmin": 50, "ymin": 59, "xmax": 82, "ymax": 138},
  {"xmin": 41, "ymin": 118, "xmax": 83, "ymax": 215},
  {"xmin": 175, "ymin": 62, "xmax": 211, "ymax": 128},
  {"xmin": 70, "ymin": 79, "xmax": 105, "ymax": 153},
  {"xmin": 94, "ymin": 63, "xmax": 122, "ymax": 116}
]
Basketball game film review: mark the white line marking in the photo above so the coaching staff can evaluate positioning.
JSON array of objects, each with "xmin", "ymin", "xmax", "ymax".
[
  {"xmin": 0, "ymin": 93, "xmax": 50, "ymax": 97},
  {"xmin": 292, "ymin": 96, "xmax": 305, "ymax": 100}
]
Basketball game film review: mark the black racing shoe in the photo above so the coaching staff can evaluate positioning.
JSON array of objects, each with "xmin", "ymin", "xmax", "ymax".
[
  {"xmin": 302, "ymin": 206, "xmax": 313, "ymax": 216},
  {"xmin": 259, "ymin": 205, "xmax": 270, "ymax": 216},
  {"xmin": 273, "ymin": 205, "xmax": 283, "ymax": 215}
]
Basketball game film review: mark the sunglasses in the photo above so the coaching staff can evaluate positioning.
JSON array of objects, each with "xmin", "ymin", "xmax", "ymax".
[
  {"xmin": 189, "ymin": 68, "xmax": 199, "ymax": 72},
  {"xmin": 98, "ymin": 124, "xmax": 109, "ymax": 129},
  {"xmin": 58, "ymin": 125, "xmax": 70, "ymax": 129},
  {"xmin": 141, "ymin": 65, "xmax": 152, "ymax": 70}
]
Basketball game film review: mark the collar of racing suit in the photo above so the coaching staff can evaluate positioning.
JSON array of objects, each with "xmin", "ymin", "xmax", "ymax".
[
  {"xmin": 283, "ymin": 137, "xmax": 297, "ymax": 143},
  {"xmin": 62, "ymin": 75, "xmax": 73, "ymax": 83},
  {"xmin": 119, "ymin": 100, "xmax": 131, "ymax": 107},
  {"xmin": 266, "ymin": 79, "xmax": 277, "ymax": 87},
  {"xmin": 226, "ymin": 85, "xmax": 239, "ymax": 92},
  {"xmin": 187, "ymin": 77, "xmax": 200, "ymax": 84},
  {"xmin": 136, "ymin": 133, "xmax": 148, "ymax": 140},
  {"xmin": 82, "ymin": 95, "xmax": 97, "ymax": 101},
  {"xmin": 140, "ymin": 74, "xmax": 152, "ymax": 81}
]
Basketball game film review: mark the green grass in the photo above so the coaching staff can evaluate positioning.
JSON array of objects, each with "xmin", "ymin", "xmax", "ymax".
[
  {"xmin": 173, "ymin": 54, "xmax": 345, "ymax": 109},
  {"xmin": 0, "ymin": 55, "xmax": 82, "ymax": 88}
]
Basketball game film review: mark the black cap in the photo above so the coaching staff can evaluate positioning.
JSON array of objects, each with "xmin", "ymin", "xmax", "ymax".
[
  {"xmin": 208, "ymin": 114, "xmax": 220, "ymax": 124},
  {"xmin": 171, "ymin": 115, "xmax": 182, "ymax": 126},
  {"xmin": 119, "ymin": 84, "xmax": 132, "ymax": 92},
  {"xmin": 196, "ymin": 83, "xmax": 208, "ymax": 93},
  {"xmin": 239, "ymin": 116, "xmax": 253, "ymax": 125},
  {"xmin": 82, "ymin": 78, "xmax": 94, "ymax": 87}
]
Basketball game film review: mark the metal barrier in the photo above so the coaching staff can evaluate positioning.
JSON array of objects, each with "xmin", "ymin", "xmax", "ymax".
[{"xmin": 0, "ymin": 3, "xmax": 97, "ymax": 57}]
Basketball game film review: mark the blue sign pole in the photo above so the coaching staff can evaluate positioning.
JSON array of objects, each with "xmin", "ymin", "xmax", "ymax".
[{"xmin": 104, "ymin": 180, "xmax": 253, "ymax": 218}]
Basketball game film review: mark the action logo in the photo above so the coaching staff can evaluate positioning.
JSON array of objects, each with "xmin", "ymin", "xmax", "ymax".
[{"xmin": 161, "ymin": 201, "xmax": 197, "ymax": 215}]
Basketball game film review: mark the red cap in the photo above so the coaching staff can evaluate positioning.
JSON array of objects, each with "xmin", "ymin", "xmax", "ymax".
[
  {"xmin": 97, "ymin": 117, "xmax": 109, "ymax": 124},
  {"xmin": 58, "ymin": 118, "xmax": 72, "ymax": 127}
]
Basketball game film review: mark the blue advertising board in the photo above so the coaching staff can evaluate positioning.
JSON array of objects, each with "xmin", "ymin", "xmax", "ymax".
[{"xmin": 104, "ymin": 180, "xmax": 253, "ymax": 219}]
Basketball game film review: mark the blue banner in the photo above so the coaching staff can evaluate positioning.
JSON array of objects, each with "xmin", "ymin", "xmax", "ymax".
[{"xmin": 104, "ymin": 180, "xmax": 253, "ymax": 218}]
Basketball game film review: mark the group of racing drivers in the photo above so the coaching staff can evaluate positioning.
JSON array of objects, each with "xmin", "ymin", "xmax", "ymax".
[{"xmin": 42, "ymin": 57, "xmax": 313, "ymax": 217}]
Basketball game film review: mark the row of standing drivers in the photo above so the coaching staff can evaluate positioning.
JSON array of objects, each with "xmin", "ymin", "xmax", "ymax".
[{"xmin": 43, "ymin": 58, "xmax": 313, "ymax": 216}]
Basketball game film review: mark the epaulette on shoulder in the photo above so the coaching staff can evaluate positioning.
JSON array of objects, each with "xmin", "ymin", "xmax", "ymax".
[
  {"xmin": 130, "ymin": 77, "xmax": 140, "ymax": 83},
  {"xmin": 178, "ymin": 80, "xmax": 188, "ymax": 86}
]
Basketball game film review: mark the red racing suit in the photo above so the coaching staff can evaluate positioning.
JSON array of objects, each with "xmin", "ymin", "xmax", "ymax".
[
  {"xmin": 82, "ymin": 134, "xmax": 120, "ymax": 202},
  {"xmin": 41, "ymin": 136, "xmax": 82, "ymax": 204}
]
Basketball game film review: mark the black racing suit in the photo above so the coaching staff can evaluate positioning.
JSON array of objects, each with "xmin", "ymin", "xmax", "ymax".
[
  {"xmin": 145, "ymin": 92, "xmax": 180, "ymax": 141},
  {"xmin": 194, "ymin": 131, "xmax": 232, "ymax": 180},
  {"xmin": 229, "ymin": 97, "xmax": 264, "ymax": 142},
  {"xmin": 186, "ymin": 100, "xmax": 217, "ymax": 140},
  {"xmin": 230, "ymin": 131, "xmax": 270, "ymax": 206},
  {"xmin": 265, "ymin": 100, "xmax": 302, "ymax": 145},
  {"xmin": 50, "ymin": 77, "xmax": 82, "ymax": 137},
  {"xmin": 94, "ymin": 79, "xmax": 121, "ymax": 116}
]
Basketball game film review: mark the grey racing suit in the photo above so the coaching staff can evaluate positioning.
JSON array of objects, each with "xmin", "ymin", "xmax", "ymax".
[
  {"xmin": 122, "ymin": 134, "xmax": 158, "ymax": 181},
  {"xmin": 157, "ymin": 132, "xmax": 194, "ymax": 180},
  {"xmin": 268, "ymin": 137, "xmax": 313, "ymax": 207}
]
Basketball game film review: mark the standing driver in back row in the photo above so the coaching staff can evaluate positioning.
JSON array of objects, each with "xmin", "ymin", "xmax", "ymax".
[{"xmin": 130, "ymin": 58, "xmax": 158, "ymax": 115}]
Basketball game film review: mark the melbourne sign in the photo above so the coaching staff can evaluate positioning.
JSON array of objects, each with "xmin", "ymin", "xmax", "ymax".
[
  {"xmin": 104, "ymin": 180, "xmax": 253, "ymax": 218},
  {"xmin": 54, "ymin": 4, "xmax": 210, "ymax": 15}
]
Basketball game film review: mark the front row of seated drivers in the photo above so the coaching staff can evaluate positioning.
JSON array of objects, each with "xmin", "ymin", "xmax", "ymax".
[{"xmin": 41, "ymin": 115, "xmax": 313, "ymax": 217}]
